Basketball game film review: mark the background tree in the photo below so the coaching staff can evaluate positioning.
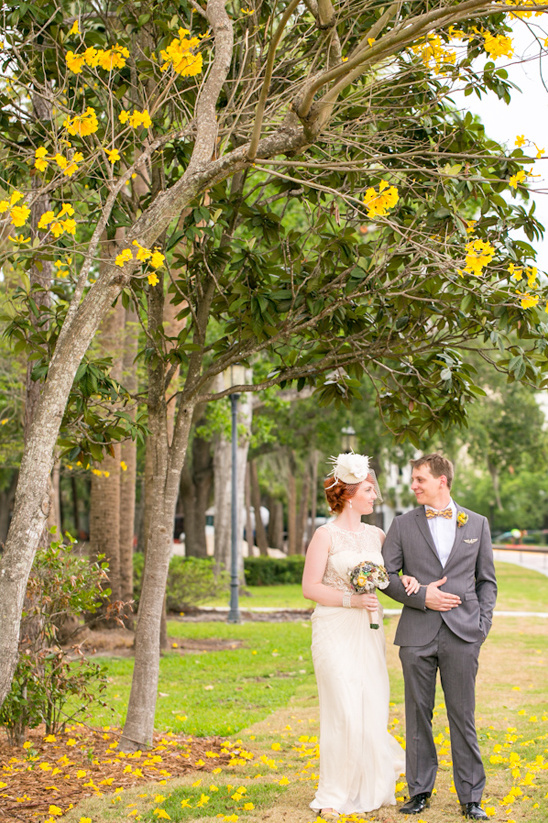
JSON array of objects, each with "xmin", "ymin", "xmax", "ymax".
[{"xmin": 3, "ymin": 0, "xmax": 548, "ymax": 748}]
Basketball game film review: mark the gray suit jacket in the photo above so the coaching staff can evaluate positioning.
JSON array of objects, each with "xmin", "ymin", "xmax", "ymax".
[{"xmin": 382, "ymin": 505, "xmax": 497, "ymax": 646}]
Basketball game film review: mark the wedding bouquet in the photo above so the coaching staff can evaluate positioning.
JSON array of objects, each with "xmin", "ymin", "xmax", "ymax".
[{"xmin": 349, "ymin": 561, "xmax": 389, "ymax": 629}]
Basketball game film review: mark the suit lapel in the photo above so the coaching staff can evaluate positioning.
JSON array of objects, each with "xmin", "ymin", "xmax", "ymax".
[
  {"xmin": 445, "ymin": 502, "xmax": 466, "ymax": 567},
  {"xmin": 415, "ymin": 508, "xmax": 441, "ymax": 561}
]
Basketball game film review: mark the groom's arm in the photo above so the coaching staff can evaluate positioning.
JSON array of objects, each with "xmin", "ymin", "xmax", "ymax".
[
  {"xmin": 475, "ymin": 515, "xmax": 497, "ymax": 638},
  {"xmin": 382, "ymin": 517, "xmax": 427, "ymax": 610},
  {"xmin": 383, "ymin": 516, "xmax": 462, "ymax": 612}
]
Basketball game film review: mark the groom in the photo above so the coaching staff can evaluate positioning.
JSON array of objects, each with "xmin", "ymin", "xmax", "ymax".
[{"xmin": 382, "ymin": 454, "xmax": 497, "ymax": 821}]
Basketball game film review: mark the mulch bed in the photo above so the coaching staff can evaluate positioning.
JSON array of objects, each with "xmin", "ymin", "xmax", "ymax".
[{"xmin": 0, "ymin": 723, "xmax": 234, "ymax": 822}]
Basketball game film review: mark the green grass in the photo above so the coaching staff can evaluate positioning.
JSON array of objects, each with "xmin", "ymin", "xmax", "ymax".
[
  {"xmin": 490, "ymin": 562, "xmax": 548, "ymax": 611},
  {"xmin": 91, "ymin": 621, "xmax": 316, "ymax": 736},
  {"xmin": 206, "ymin": 584, "xmax": 314, "ymax": 610},
  {"xmin": 88, "ymin": 563, "xmax": 548, "ymax": 740},
  {"xmin": 140, "ymin": 782, "xmax": 285, "ymax": 822},
  {"xmin": 202, "ymin": 561, "xmax": 548, "ymax": 613},
  {"xmin": 58, "ymin": 560, "xmax": 548, "ymax": 823}
]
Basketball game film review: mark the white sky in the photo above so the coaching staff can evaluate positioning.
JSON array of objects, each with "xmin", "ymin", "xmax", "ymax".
[{"xmin": 452, "ymin": 19, "xmax": 548, "ymax": 270}]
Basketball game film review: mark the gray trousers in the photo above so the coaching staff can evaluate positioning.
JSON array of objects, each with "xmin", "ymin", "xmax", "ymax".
[{"xmin": 399, "ymin": 622, "xmax": 485, "ymax": 804}]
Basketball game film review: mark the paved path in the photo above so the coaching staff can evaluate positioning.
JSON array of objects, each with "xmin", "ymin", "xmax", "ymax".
[
  {"xmin": 190, "ymin": 606, "xmax": 548, "ymax": 620},
  {"xmin": 493, "ymin": 547, "xmax": 548, "ymax": 576}
]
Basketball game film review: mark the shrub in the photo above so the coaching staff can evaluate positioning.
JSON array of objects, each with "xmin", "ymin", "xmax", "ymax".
[
  {"xmin": 133, "ymin": 554, "xmax": 227, "ymax": 612},
  {"xmin": 243, "ymin": 555, "xmax": 305, "ymax": 586},
  {"xmin": 0, "ymin": 533, "xmax": 110, "ymax": 745}
]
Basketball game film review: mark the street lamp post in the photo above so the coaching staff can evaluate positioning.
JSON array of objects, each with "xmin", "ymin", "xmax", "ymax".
[
  {"xmin": 341, "ymin": 424, "xmax": 357, "ymax": 453},
  {"xmin": 225, "ymin": 364, "xmax": 246, "ymax": 624}
]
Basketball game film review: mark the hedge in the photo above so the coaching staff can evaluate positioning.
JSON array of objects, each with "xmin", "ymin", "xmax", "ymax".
[
  {"xmin": 133, "ymin": 554, "xmax": 227, "ymax": 611},
  {"xmin": 243, "ymin": 555, "xmax": 305, "ymax": 586}
]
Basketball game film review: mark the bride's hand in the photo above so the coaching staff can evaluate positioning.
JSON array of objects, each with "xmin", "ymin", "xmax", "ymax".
[
  {"xmin": 401, "ymin": 574, "xmax": 421, "ymax": 596},
  {"xmin": 355, "ymin": 593, "xmax": 379, "ymax": 610}
]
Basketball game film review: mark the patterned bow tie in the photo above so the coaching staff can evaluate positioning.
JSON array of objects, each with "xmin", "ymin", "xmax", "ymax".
[{"xmin": 425, "ymin": 507, "xmax": 453, "ymax": 519}]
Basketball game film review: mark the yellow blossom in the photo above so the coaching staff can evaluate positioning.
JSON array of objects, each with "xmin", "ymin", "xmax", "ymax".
[
  {"xmin": 464, "ymin": 238, "xmax": 495, "ymax": 276},
  {"xmin": 412, "ymin": 32, "xmax": 456, "ymax": 73},
  {"xmin": 153, "ymin": 810, "xmax": 171, "ymax": 820},
  {"xmin": 515, "ymin": 135, "xmax": 526, "ymax": 147},
  {"xmin": 10, "ymin": 205, "xmax": 31, "ymax": 227},
  {"xmin": 63, "ymin": 152, "xmax": 84, "ymax": 177},
  {"xmin": 115, "ymin": 248, "xmax": 133, "ymax": 267},
  {"xmin": 133, "ymin": 240, "xmax": 152, "ymax": 262},
  {"xmin": 160, "ymin": 27, "xmax": 203, "ymax": 76},
  {"xmin": 147, "ymin": 272, "xmax": 159, "ymax": 287},
  {"xmin": 508, "ymin": 263, "xmax": 523, "ymax": 281},
  {"xmin": 66, "ymin": 50, "xmax": 87, "ymax": 73},
  {"xmin": 482, "ymin": 30, "xmax": 513, "ymax": 59},
  {"xmin": 69, "ymin": 21, "xmax": 80, "ymax": 35},
  {"xmin": 64, "ymin": 107, "xmax": 99, "ymax": 137},
  {"xmin": 61, "ymin": 218, "xmax": 77, "ymax": 235},
  {"xmin": 84, "ymin": 46, "xmax": 99, "ymax": 67},
  {"xmin": 35, "ymin": 146, "xmax": 49, "ymax": 172},
  {"xmin": 48, "ymin": 807, "xmax": 63, "ymax": 816},
  {"xmin": 518, "ymin": 292, "xmax": 539, "ymax": 309},
  {"xmin": 509, "ymin": 169, "xmax": 527, "ymax": 189},
  {"xmin": 107, "ymin": 148, "xmax": 121, "ymax": 163},
  {"xmin": 150, "ymin": 249, "xmax": 165, "ymax": 268},
  {"xmin": 363, "ymin": 180, "xmax": 399, "ymax": 219},
  {"xmin": 96, "ymin": 44, "xmax": 129, "ymax": 71}
]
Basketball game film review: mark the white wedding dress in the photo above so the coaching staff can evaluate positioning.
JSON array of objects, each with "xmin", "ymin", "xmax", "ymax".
[{"xmin": 309, "ymin": 521, "xmax": 405, "ymax": 815}]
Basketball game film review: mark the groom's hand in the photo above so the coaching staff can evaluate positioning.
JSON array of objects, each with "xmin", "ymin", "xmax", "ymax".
[{"xmin": 424, "ymin": 576, "xmax": 461, "ymax": 611}]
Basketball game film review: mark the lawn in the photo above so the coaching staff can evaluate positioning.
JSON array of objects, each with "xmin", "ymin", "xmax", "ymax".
[
  {"xmin": 4, "ymin": 562, "xmax": 547, "ymax": 823},
  {"xmin": 204, "ymin": 560, "xmax": 548, "ymax": 613}
]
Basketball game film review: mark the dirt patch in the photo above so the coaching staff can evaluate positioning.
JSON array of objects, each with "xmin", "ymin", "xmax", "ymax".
[
  {"xmin": 0, "ymin": 724, "xmax": 233, "ymax": 823},
  {"xmin": 71, "ymin": 627, "xmax": 245, "ymax": 657},
  {"xmin": 169, "ymin": 637, "xmax": 244, "ymax": 653}
]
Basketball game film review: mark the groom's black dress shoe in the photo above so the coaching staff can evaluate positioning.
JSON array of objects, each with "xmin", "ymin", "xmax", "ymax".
[
  {"xmin": 398, "ymin": 793, "xmax": 431, "ymax": 814},
  {"xmin": 461, "ymin": 803, "xmax": 488, "ymax": 820}
]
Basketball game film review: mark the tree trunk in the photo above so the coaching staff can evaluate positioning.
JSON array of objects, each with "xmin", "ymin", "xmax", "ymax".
[
  {"xmin": 296, "ymin": 465, "xmax": 310, "ymax": 556},
  {"xmin": 249, "ymin": 460, "xmax": 269, "ymax": 556},
  {"xmin": 307, "ymin": 451, "xmax": 319, "ymax": 545},
  {"xmin": 119, "ymin": 306, "xmax": 139, "ymax": 614},
  {"xmin": 267, "ymin": 496, "xmax": 284, "ymax": 551},
  {"xmin": 0, "ymin": 472, "xmax": 18, "ymax": 548},
  {"xmin": 286, "ymin": 451, "xmax": 297, "ymax": 555},
  {"xmin": 245, "ymin": 462, "xmax": 254, "ymax": 556},
  {"xmin": 119, "ymin": 383, "xmax": 195, "ymax": 749},
  {"xmin": 70, "ymin": 474, "xmax": 81, "ymax": 538},
  {"xmin": 88, "ymin": 293, "xmax": 125, "ymax": 607},
  {"xmin": 89, "ymin": 448, "xmax": 122, "ymax": 604},
  {"xmin": 180, "ymin": 424, "xmax": 213, "ymax": 558},
  {"xmin": 213, "ymin": 431, "xmax": 232, "ymax": 572}
]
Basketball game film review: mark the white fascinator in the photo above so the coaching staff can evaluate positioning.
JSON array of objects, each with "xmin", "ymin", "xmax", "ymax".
[
  {"xmin": 327, "ymin": 452, "xmax": 371, "ymax": 485},
  {"xmin": 325, "ymin": 451, "xmax": 383, "ymax": 502}
]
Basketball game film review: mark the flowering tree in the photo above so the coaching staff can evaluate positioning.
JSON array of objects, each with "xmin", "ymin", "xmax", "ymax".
[{"xmin": 2, "ymin": 0, "xmax": 548, "ymax": 747}]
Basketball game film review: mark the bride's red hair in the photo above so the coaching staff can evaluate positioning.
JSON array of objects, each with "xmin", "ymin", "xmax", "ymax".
[{"xmin": 323, "ymin": 477, "xmax": 360, "ymax": 514}]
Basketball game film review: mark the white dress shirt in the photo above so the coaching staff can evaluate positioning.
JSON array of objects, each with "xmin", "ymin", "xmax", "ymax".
[{"xmin": 425, "ymin": 499, "xmax": 457, "ymax": 567}]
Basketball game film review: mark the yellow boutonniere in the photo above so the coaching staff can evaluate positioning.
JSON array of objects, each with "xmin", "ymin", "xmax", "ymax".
[{"xmin": 457, "ymin": 511, "xmax": 468, "ymax": 528}]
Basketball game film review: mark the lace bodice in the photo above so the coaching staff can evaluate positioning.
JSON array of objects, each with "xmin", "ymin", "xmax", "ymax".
[{"xmin": 321, "ymin": 521, "xmax": 384, "ymax": 593}]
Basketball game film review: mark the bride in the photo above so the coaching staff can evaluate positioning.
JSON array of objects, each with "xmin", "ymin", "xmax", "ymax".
[{"xmin": 302, "ymin": 452, "xmax": 418, "ymax": 819}]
